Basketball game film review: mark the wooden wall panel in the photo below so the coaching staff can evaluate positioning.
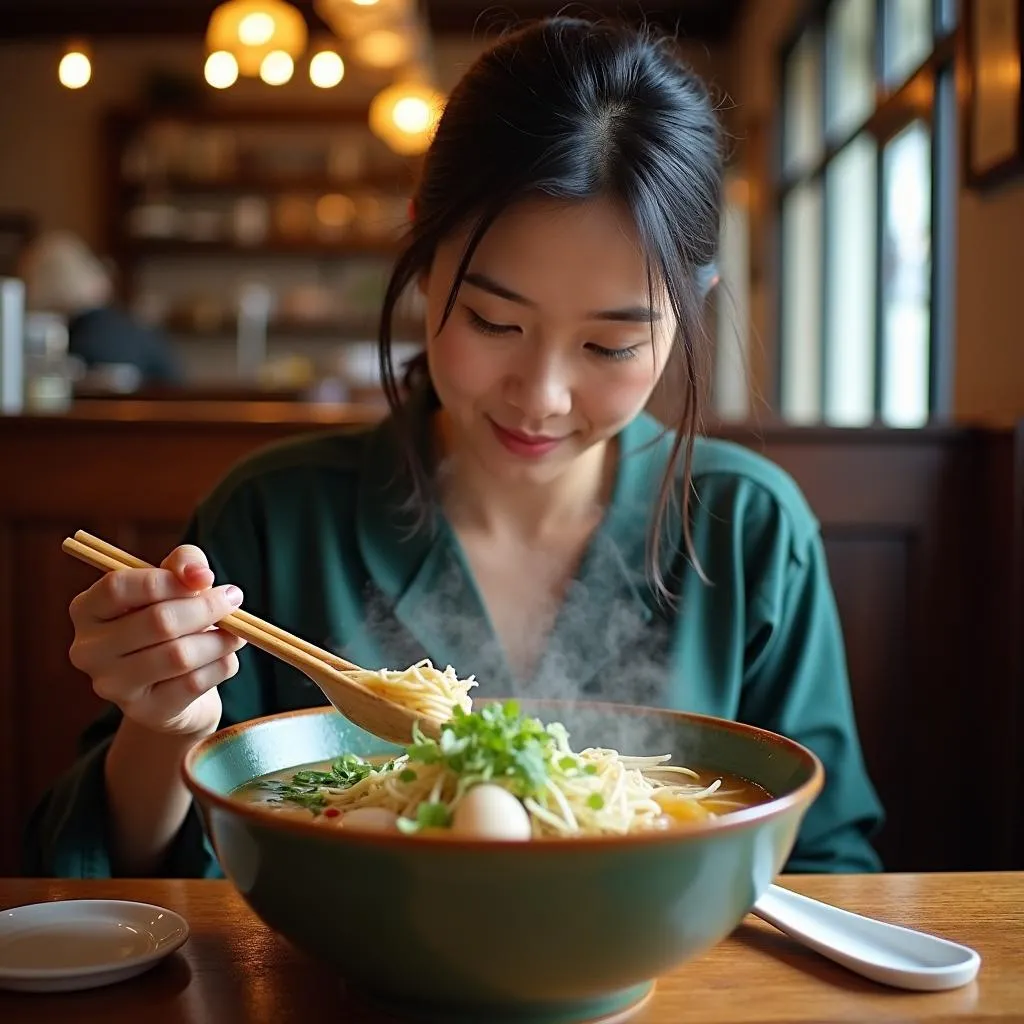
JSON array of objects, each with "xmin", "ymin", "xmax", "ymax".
[
  {"xmin": 0, "ymin": 524, "xmax": 16, "ymax": 876},
  {"xmin": 972, "ymin": 427, "xmax": 1024, "ymax": 868},
  {"xmin": 1015, "ymin": 423, "xmax": 1024, "ymax": 870},
  {"xmin": 13, "ymin": 524, "xmax": 107, "ymax": 831},
  {"xmin": 822, "ymin": 533, "xmax": 912, "ymax": 871}
]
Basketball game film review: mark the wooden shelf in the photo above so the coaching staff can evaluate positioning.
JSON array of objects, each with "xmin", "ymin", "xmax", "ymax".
[
  {"xmin": 122, "ymin": 237, "xmax": 402, "ymax": 259},
  {"xmin": 121, "ymin": 171, "xmax": 415, "ymax": 196},
  {"xmin": 103, "ymin": 106, "xmax": 420, "ymax": 309},
  {"xmin": 166, "ymin": 315, "xmax": 423, "ymax": 341}
]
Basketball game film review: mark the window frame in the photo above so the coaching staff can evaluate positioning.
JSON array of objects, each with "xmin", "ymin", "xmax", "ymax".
[{"xmin": 774, "ymin": 0, "xmax": 958, "ymax": 424}]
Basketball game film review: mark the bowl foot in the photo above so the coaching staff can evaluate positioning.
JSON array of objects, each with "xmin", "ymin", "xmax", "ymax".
[{"xmin": 348, "ymin": 979, "xmax": 655, "ymax": 1024}]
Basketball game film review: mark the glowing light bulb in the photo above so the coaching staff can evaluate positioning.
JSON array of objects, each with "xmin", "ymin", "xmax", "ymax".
[
  {"xmin": 205, "ymin": 50, "xmax": 240, "ymax": 89},
  {"xmin": 260, "ymin": 49, "xmax": 294, "ymax": 85},
  {"xmin": 309, "ymin": 50, "xmax": 345, "ymax": 88},
  {"xmin": 392, "ymin": 96, "xmax": 431, "ymax": 134},
  {"xmin": 59, "ymin": 51, "xmax": 91, "ymax": 89},
  {"xmin": 369, "ymin": 82, "xmax": 445, "ymax": 155},
  {"xmin": 238, "ymin": 11, "xmax": 276, "ymax": 46}
]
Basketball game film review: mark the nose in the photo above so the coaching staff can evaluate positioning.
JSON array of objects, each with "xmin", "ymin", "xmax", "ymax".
[{"xmin": 506, "ymin": 347, "xmax": 573, "ymax": 423}]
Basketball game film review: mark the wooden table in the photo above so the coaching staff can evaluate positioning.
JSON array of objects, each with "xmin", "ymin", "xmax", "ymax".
[{"xmin": 1, "ymin": 873, "xmax": 1021, "ymax": 1023}]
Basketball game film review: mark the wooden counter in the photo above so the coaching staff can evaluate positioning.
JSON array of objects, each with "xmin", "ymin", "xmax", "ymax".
[
  {"xmin": 0, "ymin": 404, "xmax": 1021, "ymax": 877},
  {"xmin": 2, "ymin": 873, "xmax": 1022, "ymax": 1022}
]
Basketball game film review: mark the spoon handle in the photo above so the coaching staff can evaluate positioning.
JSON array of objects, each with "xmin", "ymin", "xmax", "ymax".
[{"xmin": 751, "ymin": 883, "xmax": 981, "ymax": 992}]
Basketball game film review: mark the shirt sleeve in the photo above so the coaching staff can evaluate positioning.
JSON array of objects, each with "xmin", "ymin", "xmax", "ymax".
[
  {"xmin": 22, "ymin": 495, "xmax": 272, "ymax": 879},
  {"xmin": 739, "ymin": 516, "xmax": 885, "ymax": 874}
]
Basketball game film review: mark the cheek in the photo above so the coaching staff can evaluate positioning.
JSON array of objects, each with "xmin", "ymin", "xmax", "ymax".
[
  {"xmin": 427, "ymin": 320, "xmax": 501, "ymax": 401},
  {"xmin": 586, "ymin": 345, "xmax": 670, "ymax": 428}
]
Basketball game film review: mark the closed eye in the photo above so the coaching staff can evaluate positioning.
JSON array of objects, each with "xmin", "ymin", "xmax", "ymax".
[
  {"xmin": 586, "ymin": 343, "xmax": 641, "ymax": 362},
  {"xmin": 465, "ymin": 307, "xmax": 520, "ymax": 336}
]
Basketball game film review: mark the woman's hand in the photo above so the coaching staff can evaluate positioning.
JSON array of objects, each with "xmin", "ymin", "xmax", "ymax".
[{"xmin": 68, "ymin": 544, "xmax": 245, "ymax": 738}]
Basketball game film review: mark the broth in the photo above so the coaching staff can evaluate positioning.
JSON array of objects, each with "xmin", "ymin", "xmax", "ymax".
[{"xmin": 233, "ymin": 755, "xmax": 773, "ymax": 834}]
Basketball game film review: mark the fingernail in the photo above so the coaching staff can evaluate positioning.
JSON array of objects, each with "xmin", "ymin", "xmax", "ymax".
[{"xmin": 224, "ymin": 585, "xmax": 243, "ymax": 606}]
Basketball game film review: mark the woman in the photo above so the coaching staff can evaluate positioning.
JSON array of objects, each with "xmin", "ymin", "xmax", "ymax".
[{"xmin": 24, "ymin": 18, "xmax": 882, "ymax": 879}]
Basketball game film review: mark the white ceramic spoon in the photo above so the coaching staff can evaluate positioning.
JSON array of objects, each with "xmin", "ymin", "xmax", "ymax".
[{"xmin": 752, "ymin": 884, "xmax": 981, "ymax": 991}]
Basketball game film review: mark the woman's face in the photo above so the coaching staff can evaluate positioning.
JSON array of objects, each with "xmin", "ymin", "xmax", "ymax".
[{"xmin": 422, "ymin": 197, "xmax": 676, "ymax": 484}]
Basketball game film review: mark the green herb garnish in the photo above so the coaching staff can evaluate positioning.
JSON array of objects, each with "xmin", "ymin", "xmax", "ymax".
[
  {"xmin": 397, "ymin": 801, "xmax": 452, "ymax": 834},
  {"xmin": 259, "ymin": 753, "xmax": 393, "ymax": 814},
  {"xmin": 257, "ymin": 780, "xmax": 329, "ymax": 813},
  {"xmin": 406, "ymin": 701, "xmax": 559, "ymax": 799},
  {"xmin": 587, "ymin": 793, "xmax": 605, "ymax": 810}
]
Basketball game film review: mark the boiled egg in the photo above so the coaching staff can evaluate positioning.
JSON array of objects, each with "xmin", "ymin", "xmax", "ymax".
[
  {"xmin": 451, "ymin": 784, "xmax": 532, "ymax": 840},
  {"xmin": 341, "ymin": 807, "xmax": 399, "ymax": 832}
]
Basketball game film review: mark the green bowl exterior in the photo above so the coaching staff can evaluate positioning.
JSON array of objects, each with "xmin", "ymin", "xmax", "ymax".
[{"xmin": 186, "ymin": 703, "xmax": 817, "ymax": 1018}]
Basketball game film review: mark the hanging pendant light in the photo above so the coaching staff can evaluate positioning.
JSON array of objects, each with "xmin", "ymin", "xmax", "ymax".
[
  {"xmin": 309, "ymin": 49, "xmax": 345, "ymax": 89},
  {"xmin": 369, "ymin": 80, "xmax": 445, "ymax": 156},
  {"xmin": 259, "ymin": 50, "xmax": 295, "ymax": 86},
  {"xmin": 205, "ymin": 50, "xmax": 240, "ymax": 89},
  {"xmin": 206, "ymin": 0, "xmax": 308, "ymax": 78},
  {"xmin": 58, "ymin": 41, "xmax": 92, "ymax": 89},
  {"xmin": 354, "ymin": 28, "xmax": 414, "ymax": 69},
  {"xmin": 314, "ymin": 0, "xmax": 414, "ymax": 40}
]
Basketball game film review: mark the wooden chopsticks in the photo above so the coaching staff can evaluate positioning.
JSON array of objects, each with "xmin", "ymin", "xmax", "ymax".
[{"xmin": 62, "ymin": 530, "xmax": 361, "ymax": 679}]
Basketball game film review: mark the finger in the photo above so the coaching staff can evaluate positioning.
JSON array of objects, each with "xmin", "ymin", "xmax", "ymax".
[
  {"xmin": 72, "ymin": 582, "xmax": 244, "ymax": 676},
  {"xmin": 94, "ymin": 630, "xmax": 245, "ymax": 704},
  {"xmin": 160, "ymin": 544, "xmax": 215, "ymax": 591},
  {"xmin": 113, "ymin": 586, "xmax": 244, "ymax": 656},
  {"xmin": 71, "ymin": 567, "xmax": 205, "ymax": 625},
  {"xmin": 125, "ymin": 653, "xmax": 240, "ymax": 731}
]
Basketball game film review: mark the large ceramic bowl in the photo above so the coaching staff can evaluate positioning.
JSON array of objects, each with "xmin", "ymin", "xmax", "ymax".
[{"xmin": 183, "ymin": 701, "xmax": 823, "ymax": 1024}]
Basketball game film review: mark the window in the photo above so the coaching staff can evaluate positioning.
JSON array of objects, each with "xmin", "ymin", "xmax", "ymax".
[
  {"xmin": 884, "ymin": 0, "xmax": 933, "ymax": 85},
  {"xmin": 713, "ymin": 172, "xmax": 752, "ymax": 421},
  {"xmin": 881, "ymin": 121, "xmax": 932, "ymax": 424},
  {"xmin": 783, "ymin": 28, "xmax": 825, "ymax": 177},
  {"xmin": 826, "ymin": 0, "xmax": 875, "ymax": 140},
  {"xmin": 825, "ymin": 133, "xmax": 876, "ymax": 424},
  {"xmin": 780, "ymin": 182, "xmax": 824, "ymax": 422},
  {"xmin": 777, "ymin": 0, "xmax": 957, "ymax": 425}
]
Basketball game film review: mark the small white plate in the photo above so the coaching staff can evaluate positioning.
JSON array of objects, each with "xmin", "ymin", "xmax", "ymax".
[{"xmin": 0, "ymin": 899, "xmax": 189, "ymax": 993}]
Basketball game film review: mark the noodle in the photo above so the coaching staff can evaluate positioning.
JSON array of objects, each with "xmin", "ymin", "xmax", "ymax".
[{"xmin": 343, "ymin": 659, "xmax": 477, "ymax": 721}]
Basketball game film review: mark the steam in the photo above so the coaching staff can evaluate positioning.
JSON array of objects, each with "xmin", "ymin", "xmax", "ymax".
[{"xmin": 332, "ymin": 529, "xmax": 685, "ymax": 760}]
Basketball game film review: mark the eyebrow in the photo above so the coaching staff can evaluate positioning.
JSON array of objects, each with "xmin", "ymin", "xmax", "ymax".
[{"xmin": 462, "ymin": 271, "xmax": 661, "ymax": 323}]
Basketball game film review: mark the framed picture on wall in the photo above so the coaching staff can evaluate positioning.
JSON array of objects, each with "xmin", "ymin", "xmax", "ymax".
[{"xmin": 966, "ymin": 0, "xmax": 1024, "ymax": 188}]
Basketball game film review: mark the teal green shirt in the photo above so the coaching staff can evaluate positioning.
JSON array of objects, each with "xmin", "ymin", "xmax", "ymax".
[{"xmin": 24, "ymin": 407, "xmax": 884, "ymax": 877}]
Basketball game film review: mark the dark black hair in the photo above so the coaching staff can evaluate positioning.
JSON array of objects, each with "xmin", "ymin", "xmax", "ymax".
[{"xmin": 379, "ymin": 16, "xmax": 723, "ymax": 602}]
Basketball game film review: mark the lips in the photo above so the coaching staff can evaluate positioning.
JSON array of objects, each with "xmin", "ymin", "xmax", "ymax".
[
  {"xmin": 488, "ymin": 418, "xmax": 566, "ymax": 458},
  {"xmin": 495, "ymin": 423, "xmax": 562, "ymax": 445}
]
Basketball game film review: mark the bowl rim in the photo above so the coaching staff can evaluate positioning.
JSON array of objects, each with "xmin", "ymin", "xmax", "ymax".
[{"xmin": 181, "ymin": 699, "xmax": 825, "ymax": 852}]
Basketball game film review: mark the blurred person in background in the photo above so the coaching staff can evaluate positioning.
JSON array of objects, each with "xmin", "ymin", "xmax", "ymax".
[{"xmin": 20, "ymin": 230, "xmax": 183, "ymax": 386}]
